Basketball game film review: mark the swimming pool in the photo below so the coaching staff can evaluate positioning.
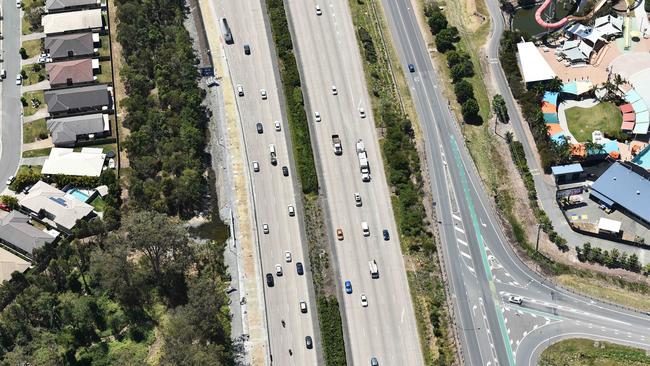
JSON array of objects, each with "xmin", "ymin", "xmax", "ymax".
[
  {"xmin": 632, "ymin": 145, "xmax": 650, "ymax": 170},
  {"xmin": 67, "ymin": 188, "xmax": 91, "ymax": 203}
]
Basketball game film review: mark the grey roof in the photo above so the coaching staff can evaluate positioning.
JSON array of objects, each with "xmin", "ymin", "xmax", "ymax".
[
  {"xmin": 0, "ymin": 211, "xmax": 55, "ymax": 255},
  {"xmin": 45, "ymin": 84, "xmax": 109, "ymax": 113},
  {"xmin": 44, "ymin": 32, "xmax": 94, "ymax": 59},
  {"xmin": 46, "ymin": 0, "xmax": 98, "ymax": 11},
  {"xmin": 47, "ymin": 113, "xmax": 105, "ymax": 146},
  {"xmin": 551, "ymin": 163, "xmax": 583, "ymax": 176},
  {"xmin": 591, "ymin": 162, "xmax": 650, "ymax": 222}
]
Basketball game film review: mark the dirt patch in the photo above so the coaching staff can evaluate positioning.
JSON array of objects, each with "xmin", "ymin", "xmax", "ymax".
[{"xmin": 107, "ymin": 0, "xmax": 130, "ymax": 169}]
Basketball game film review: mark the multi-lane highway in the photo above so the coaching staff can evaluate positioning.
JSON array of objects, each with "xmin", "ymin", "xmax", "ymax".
[
  {"xmin": 284, "ymin": 0, "xmax": 423, "ymax": 365},
  {"xmin": 0, "ymin": 0, "xmax": 23, "ymax": 191},
  {"xmin": 379, "ymin": 0, "xmax": 650, "ymax": 364},
  {"xmin": 208, "ymin": 1, "xmax": 321, "ymax": 364}
]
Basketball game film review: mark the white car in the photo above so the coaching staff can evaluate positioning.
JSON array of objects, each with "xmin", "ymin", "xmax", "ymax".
[
  {"xmin": 300, "ymin": 301, "xmax": 308, "ymax": 313},
  {"xmin": 332, "ymin": 85, "xmax": 338, "ymax": 95},
  {"xmin": 252, "ymin": 161, "xmax": 260, "ymax": 172},
  {"xmin": 354, "ymin": 192, "xmax": 362, "ymax": 207},
  {"xmin": 508, "ymin": 296, "xmax": 523, "ymax": 305},
  {"xmin": 359, "ymin": 107, "xmax": 366, "ymax": 118},
  {"xmin": 315, "ymin": 5, "xmax": 322, "ymax": 15},
  {"xmin": 285, "ymin": 251, "xmax": 292, "ymax": 262},
  {"xmin": 260, "ymin": 89, "xmax": 267, "ymax": 99},
  {"xmin": 5, "ymin": 175, "xmax": 15, "ymax": 186},
  {"xmin": 275, "ymin": 264, "xmax": 283, "ymax": 276},
  {"xmin": 15, "ymin": 74, "xmax": 22, "ymax": 85},
  {"xmin": 108, "ymin": 158, "xmax": 116, "ymax": 169},
  {"xmin": 263, "ymin": 223, "xmax": 269, "ymax": 234},
  {"xmin": 274, "ymin": 121, "xmax": 281, "ymax": 131},
  {"xmin": 288, "ymin": 205, "xmax": 295, "ymax": 216},
  {"xmin": 236, "ymin": 84, "xmax": 244, "ymax": 96},
  {"xmin": 361, "ymin": 294, "xmax": 368, "ymax": 307},
  {"xmin": 314, "ymin": 111, "xmax": 321, "ymax": 122},
  {"xmin": 16, "ymin": 0, "xmax": 21, "ymax": 8}
]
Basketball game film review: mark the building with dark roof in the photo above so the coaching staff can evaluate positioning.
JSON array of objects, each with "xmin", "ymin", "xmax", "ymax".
[
  {"xmin": 47, "ymin": 113, "xmax": 110, "ymax": 147},
  {"xmin": 44, "ymin": 84, "xmax": 111, "ymax": 115},
  {"xmin": 590, "ymin": 162, "xmax": 650, "ymax": 227},
  {"xmin": 46, "ymin": 0, "xmax": 100, "ymax": 12},
  {"xmin": 0, "ymin": 211, "xmax": 56, "ymax": 257},
  {"xmin": 46, "ymin": 58, "xmax": 96, "ymax": 87},
  {"xmin": 551, "ymin": 163, "xmax": 583, "ymax": 185},
  {"xmin": 45, "ymin": 32, "xmax": 96, "ymax": 60}
]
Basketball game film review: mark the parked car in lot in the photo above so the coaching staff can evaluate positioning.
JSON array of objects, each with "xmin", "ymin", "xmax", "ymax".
[
  {"xmin": 296, "ymin": 262, "xmax": 304, "ymax": 275},
  {"xmin": 344, "ymin": 280, "xmax": 352, "ymax": 294},
  {"xmin": 266, "ymin": 273, "xmax": 274, "ymax": 287},
  {"xmin": 0, "ymin": 69, "xmax": 6, "ymax": 79},
  {"xmin": 508, "ymin": 296, "xmax": 523, "ymax": 305}
]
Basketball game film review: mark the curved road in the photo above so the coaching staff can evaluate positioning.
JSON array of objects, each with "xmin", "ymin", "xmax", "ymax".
[{"xmin": 379, "ymin": 0, "xmax": 650, "ymax": 364}]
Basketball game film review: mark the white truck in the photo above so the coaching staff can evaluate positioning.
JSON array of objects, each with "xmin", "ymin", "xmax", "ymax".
[
  {"xmin": 332, "ymin": 134, "xmax": 342, "ymax": 155},
  {"xmin": 369, "ymin": 259, "xmax": 379, "ymax": 279},
  {"xmin": 356, "ymin": 139, "xmax": 371, "ymax": 182},
  {"xmin": 269, "ymin": 144, "xmax": 277, "ymax": 165}
]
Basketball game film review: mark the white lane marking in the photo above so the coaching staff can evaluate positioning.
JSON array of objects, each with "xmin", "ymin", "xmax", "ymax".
[
  {"xmin": 457, "ymin": 238, "xmax": 468, "ymax": 246},
  {"xmin": 454, "ymin": 226, "xmax": 465, "ymax": 234},
  {"xmin": 460, "ymin": 251, "xmax": 471, "ymax": 259},
  {"xmin": 452, "ymin": 213, "xmax": 462, "ymax": 221}
]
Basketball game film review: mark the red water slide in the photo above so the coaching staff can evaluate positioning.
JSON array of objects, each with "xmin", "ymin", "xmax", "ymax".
[{"xmin": 534, "ymin": 0, "xmax": 569, "ymax": 29}]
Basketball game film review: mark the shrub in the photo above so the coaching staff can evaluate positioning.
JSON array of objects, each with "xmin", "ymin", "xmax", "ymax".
[
  {"xmin": 454, "ymin": 80, "xmax": 474, "ymax": 103},
  {"xmin": 435, "ymin": 27, "xmax": 459, "ymax": 53},
  {"xmin": 461, "ymin": 98, "xmax": 479, "ymax": 121},
  {"xmin": 357, "ymin": 26, "xmax": 377, "ymax": 63}
]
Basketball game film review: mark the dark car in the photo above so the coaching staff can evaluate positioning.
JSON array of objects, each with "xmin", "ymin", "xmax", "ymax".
[
  {"xmin": 256, "ymin": 122, "xmax": 263, "ymax": 134},
  {"xmin": 305, "ymin": 336, "xmax": 313, "ymax": 349},
  {"xmin": 382, "ymin": 229, "xmax": 390, "ymax": 241},
  {"xmin": 344, "ymin": 280, "xmax": 352, "ymax": 294},
  {"xmin": 296, "ymin": 262, "xmax": 304, "ymax": 275},
  {"xmin": 266, "ymin": 273, "xmax": 274, "ymax": 287},
  {"xmin": 371, "ymin": 357, "xmax": 379, "ymax": 366},
  {"xmin": 282, "ymin": 166, "xmax": 289, "ymax": 176},
  {"xmin": 244, "ymin": 44, "xmax": 251, "ymax": 55},
  {"xmin": 408, "ymin": 64, "xmax": 415, "ymax": 73}
]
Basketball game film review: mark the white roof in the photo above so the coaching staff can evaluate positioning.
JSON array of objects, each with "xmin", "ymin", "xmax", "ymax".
[
  {"xmin": 516, "ymin": 42, "xmax": 556, "ymax": 83},
  {"xmin": 597, "ymin": 217, "xmax": 621, "ymax": 233},
  {"xmin": 42, "ymin": 9, "xmax": 102, "ymax": 34},
  {"xmin": 19, "ymin": 181, "xmax": 94, "ymax": 232},
  {"xmin": 0, "ymin": 248, "xmax": 31, "ymax": 283},
  {"xmin": 42, "ymin": 147, "xmax": 105, "ymax": 177}
]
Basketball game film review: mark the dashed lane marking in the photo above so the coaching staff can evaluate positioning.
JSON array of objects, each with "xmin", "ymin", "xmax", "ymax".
[
  {"xmin": 454, "ymin": 226, "xmax": 465, "ymax": 234},
  {"xmin": 457, "ymin": 238, "xmax": 468, "ymax": 246}
]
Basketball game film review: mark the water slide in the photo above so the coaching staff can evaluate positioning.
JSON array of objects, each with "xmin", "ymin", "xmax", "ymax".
[{"xmin": 534, "ymin": 0, "xmax": 609, "ymax": 30}]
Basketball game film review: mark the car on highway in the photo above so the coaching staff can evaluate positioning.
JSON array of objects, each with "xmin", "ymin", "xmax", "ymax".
[
  {"xmin": 361, "ymin": 294, "xmax": 368, "ymax": 307},
  {"xmin": 262, "ymin": 223, "xmax": 269, "ymax": 234},
  {"xmin": 300, "ymin": 301, "xmax": 308, "ymax": 313},
  {"xmin": 371, "ymin": 357, "xmax": 379, "ymax": 366},
  {"xmin": 236, "ymin": 84, "xmax": 244, "ymax": 96},
  {"xmin": 0, "ymin": 69, "xmax": 5, "ymax": 79},
  {"xmin": 296, "ymin": 262, "xmax": 304, "ymax": 275},
  {"xmin": 314, "ymin": 111, "xmax": 321, "ymax": 122},
  {"xmin": 244, "ymin": 44, "xmax": 251, "ymax": 54},
  {"xmin": 331, "ymin": 85, "xmax": 337, "ymax": 95},
  {"xmin": 16, "ymin": 0, "xmax": 21, "ymax": 8},
  {"xmin": 252, "ymin": 161, "xmax": 260, "ymax": 172},
  {"xmin": 305, "ymin": 336, "xmax": 313, "ymax": 349},
  {"xmin": 336, "ymin": 228, "xmax": 344, "ymax": 241},
  {"xmin": 359, "ymin": 107, "xmax": 366, "ymax": 118},
  {"xmin": 256, "ymin": 122, "xmax": 263, "ymax": 134},
  {"xmin": 344, "ymin": 280, "xmax": 352, "ymax": 294},
  {"xmin": 408, "ymin": 63, "xmax": 415, "ymax": 73},
  {"xmin": 315, "ymin": 5, "xmax": 322, "ymax": 15},
  {"xmin": 266, "ymin": 273, "xmax": 274, "ymax": 287},
  {"xmin": 274, "ymin": 120, "xmax": 281, "ymax": 131},
  {"xmin": 285, "ymin": 251, "xmax": 292, "ymax": 262},
  {"xmin": 288, "ymin": 205, "xmax": 295, "ymax": 216},
  {"xmin": 260, "ymin": 89, "xmax": 267, "ymax": 99},
  {"xmin": 361, "ymin": 222, "xmax": 370, "ymax": 236},
  {"xmin": 354, "ymin": 192, "xmax": 362, "ymax": 206},
  {"xmin": 15, "ymin": 74, "xmax": 22, "ymax": 85},
  {"xmin": 508, "ymin": 295, "xmax": 523, "ymax": 305},
  {"xmin": 276, "ymin": 264, "xmax": 283, "ymax": 276},
  {"xmin": 282, "ymin": 166, "xmax": 289, "ymax": 176},
  {"xmin": 6, "ymin": 175, "xmax": 15, "ymax": 186},
  {"xmin": 383, "ymin": 229, "xmax": 390, "ymax": 241}
]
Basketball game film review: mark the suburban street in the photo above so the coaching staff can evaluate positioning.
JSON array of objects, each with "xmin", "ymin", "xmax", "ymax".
[
  {"xmin": 0, "ymin": 0, "xmax": 23, "ymax": 192},
  {"xmin": 380, "ymin": 0, "xmax": 650, "ymax": 364},
  {"xmin": 285, "ymin": 0, "xmax": 423, "ymax": 365},
  {"xmin": 207, "ymin": 1, "xmax": 321, "ymax": 364}
]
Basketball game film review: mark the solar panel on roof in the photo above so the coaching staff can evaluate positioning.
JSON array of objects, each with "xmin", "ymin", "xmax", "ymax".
[{"xmin": 48, "ymin": 196, "xmax": 68, "ymax": 207}]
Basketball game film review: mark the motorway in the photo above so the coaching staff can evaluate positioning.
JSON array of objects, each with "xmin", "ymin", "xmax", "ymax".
[
  {"xmin": 284, "ymin": 0, "xmax": 423, "ymax": 365},
  {"xmin": 0, "ymin": 0, "xmax": 23, "ymax": 192},
  {"xmin": 379, "ymin": 0, "xmax": 650, "ymax": 364},
  {"xmin": 207, "ymin": 1, "xmax": 321, "ymax": 364}
]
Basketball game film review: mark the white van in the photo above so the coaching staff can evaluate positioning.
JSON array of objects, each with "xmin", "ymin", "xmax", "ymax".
[
  {"xmin": 269, "ymin": 144, "xmax": 277, "ymax": 165},
  {"xmin": 361, "ymin": 222, "xmax": 369, "ymax": 237},
  {"xmin": 369, "ymin": 260, "xmax": 379, "ymax": 279}
]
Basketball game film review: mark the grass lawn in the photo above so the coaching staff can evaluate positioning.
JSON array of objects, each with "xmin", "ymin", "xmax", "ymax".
[
  {"xmin": 557, "ymin": 274, "xmax": 650, "ymax": 312},
  {"xmin": 97, "ymin": 60, "xmax": 113, "ymax": 84},
  {"xmin": 539, "ymin": 338, "xmax": 650, "ymax": 366},
  {"xmin": 17, "ymin": 165, "xmax": 42, "ymax": 175},
  {"xmin": 21, "ymin": 64, "xmax": 46, "ymax": 86},
  {"xmin": 89, "ymin": 196, "xmax": 107, "ymax": 212},
  {"xmin": 565, "ymin": 102, "xmax": 622, "ymax": 142},
  {"xmin": 21, "ymin": 0, "xmax": 45, "ymax": 35},
  {"xmin": 99, "ymin": 35, "xmax": 111, "ymax": 58},
  {"xmin": 23, "ymin": 118, "xmax": 48, "ymax": 143},
  {"xmin": 22, "ymin": 147, "xmax": 51, "ymax": 158},
  {"xmin": 73, "ymin": 143, "xmax": 117, "ymax": 153},
  {"xmin": 22, "ymin": 39, "xmax": 42, "ymax": 58},
  {"xmin": 22, "ymin": 90, "xmax": 45, "ymax": 117}
]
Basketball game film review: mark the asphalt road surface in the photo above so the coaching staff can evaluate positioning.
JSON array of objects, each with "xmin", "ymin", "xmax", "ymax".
[
  {"xmin": 207, "ymin": 1, "xmax": 321, "ymax": 364},
  {"xmin": 0, "ymin": 0, "xmax": 23, "ymax": 192},
  {"xmin": 285, "ymin": 0, "xmax": 423, "ymax": 365},
  {"xmin": 380, "ymin": 0, "xmax": 650, "ymax": 364}
]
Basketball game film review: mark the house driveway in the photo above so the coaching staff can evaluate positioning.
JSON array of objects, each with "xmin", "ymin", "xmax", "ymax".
[
  {"xmin": 22, "ymin": 80, "xmax": 50, "ymax": 93},
  {"xmin": 22, "ymin": 137, "xmax": 52, "ymax": 151},
  {"xmin": 20, "ymin": 156, "xmax": 47, "ymax": 166},
  {"xmin": 23, "ymin": 110, "xmax": 49, "ymax": 123},
  {"xmin": 20, "ymin": 32, "xmax": 44, "ymax": 42}
]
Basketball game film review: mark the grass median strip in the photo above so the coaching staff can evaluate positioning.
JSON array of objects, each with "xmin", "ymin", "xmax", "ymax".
[{"xmin": 539, "ymin": 338, "xmax": 650, "ymax": 366}]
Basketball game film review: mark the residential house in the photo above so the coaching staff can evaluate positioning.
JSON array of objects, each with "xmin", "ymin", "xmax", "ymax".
[
  {"xmin": 46, "ymin": 58, "xmax": 97, "ymax": 87},
  {"xmin": 46, "ymin": 0, "xmax": 101, "ymax": 13},
  {"xmin": 0, "ymin": 211, "xmax": 56, "ymax": 257},
  {"xmin": 47, "ymin": 113, "xmax": 110, "ymax": 147},
  {"xmin": 19, "ymin": 181, "xmax": 95, "ymax": 234},
  {"xmin": 44, "ymin": 84, "xmax": 110, "ymax": 115},
  {"xmin": 0, "ymin": 248, "xmax": 31, "ymax": 283},
  {"xmin": 44, "ymin": 32, "xmax": 97, "ymax": 60},
  {"xmin": 42, "ymin": 9, "xmax": 103, "ymax": 35},
  {"xmin": 42, "ymin": 147, "xmax": 107, "ymax": 177}
]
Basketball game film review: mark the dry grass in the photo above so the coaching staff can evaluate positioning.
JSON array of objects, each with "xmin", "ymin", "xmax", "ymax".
[
  {"xmin": 556, "ymin": 274, "xmax": 650, "ymax": 312},
  {"xmin": 107, "ymin": 0, "xmax": 130, "ymax": 169}
]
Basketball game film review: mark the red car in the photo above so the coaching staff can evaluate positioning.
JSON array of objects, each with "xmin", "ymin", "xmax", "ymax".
[{"xmin": 0, "ymin": 203, "xmax": 11, "ymax": 212}]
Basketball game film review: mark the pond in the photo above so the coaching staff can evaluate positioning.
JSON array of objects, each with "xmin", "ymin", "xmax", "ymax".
[{"xmin": 512, "ymin": 0, "xmax": 575, "ymax": 37}]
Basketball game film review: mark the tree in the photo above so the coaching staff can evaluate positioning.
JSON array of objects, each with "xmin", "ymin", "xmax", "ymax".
[
  {"xmin": 461, "ymin": 98, "xmax": 480, "ymax": 121},
  {"xmin": 446, "ymin": 50, "xmax": 469, "ymax": 67},
  {"xmin": 492, "ymin": 94, "xmax": 509, "ymax": 123},
  {"xmin": 0, "ymin": 195, "xmax": 19, "ymax": 209},
  {"xmin": 26, "ymin": 7, "xmax": 45, "ymax": 32},
  {"xmin": 19, "ymin": 48, "xmax": 27, "ymax": 60},
  {"xmin": 435, "ymin": 27, "xmax": 458, "ymax": 53},
  {"xmin": 427, "ymin": 9, "xmax": 448, "ymax": 35},
  {"xmin": 454, "ymin": 80, "xmax": 474, "ymax": 103}
]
